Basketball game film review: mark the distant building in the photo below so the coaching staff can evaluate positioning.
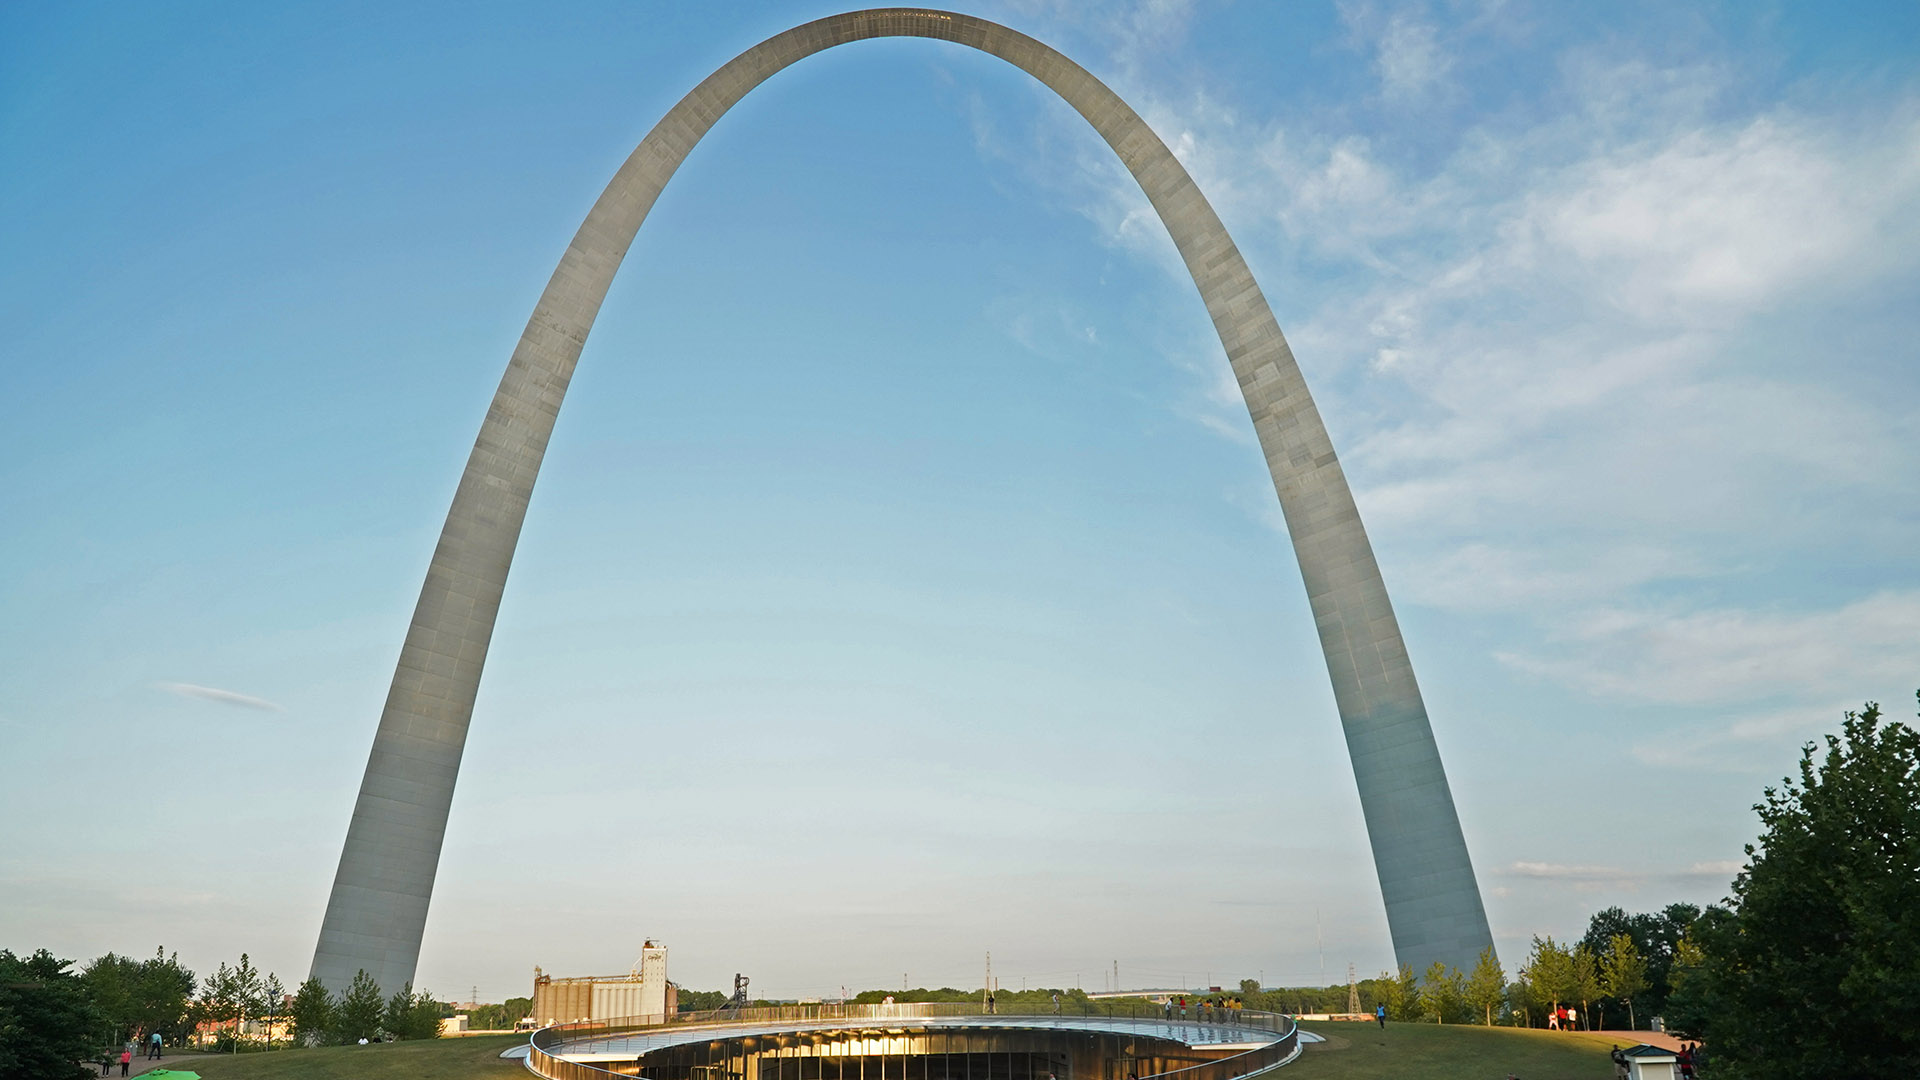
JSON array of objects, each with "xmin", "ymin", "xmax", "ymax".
[{"xmin": 532, "ymin": 941, "xmax": 678, "ymax": 1026}]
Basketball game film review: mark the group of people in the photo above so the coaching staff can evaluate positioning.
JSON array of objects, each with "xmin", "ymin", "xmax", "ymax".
[
  {"xmin": 1610, "ymin": 1041, "xmax": 1704, "ymax": 1078},
  {"xmin": 93, "ymin": 1047, "xmax": 128, "ymax": 1077},
  {"xmin": 1158, "ymin": 995, "xmax": 1243, "ymax": 1020},
  {"xmin": 1545, "ymin": 1004, "xmax": 1581, "ymax": 1030},
  {"xmin": 92, "ymin": 1032, "xmax": 162, "ymax": 1076}
]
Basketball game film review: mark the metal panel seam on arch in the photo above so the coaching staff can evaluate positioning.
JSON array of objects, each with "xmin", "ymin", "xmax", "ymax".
[{"xmin": 310, "ymin": 7, "xmax": 1495, "ymax": 995}]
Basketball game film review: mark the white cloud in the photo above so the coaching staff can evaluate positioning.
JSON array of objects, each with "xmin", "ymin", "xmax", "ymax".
[
  {"xmin": 1689, "ymin": 860, "xmax": 1744, "ymax": 875},
  {"xmin": 1508, "ymin": 861, "xmax": 1635, "ymax": 882},
  {"xmin": 1401, "ymin": 542, "xmax": 1700, "ymax": 612},
  {"xmin": 1374, "ymin": 14, "xmax": 1452, "ymax": 102},
  {"xmin": 158, "ymin": 682, "xmax": 284, "ymax": 712},
  {"xmin": 1498, "ymin": 590, "xmax": 1920, "ymax": 706}
]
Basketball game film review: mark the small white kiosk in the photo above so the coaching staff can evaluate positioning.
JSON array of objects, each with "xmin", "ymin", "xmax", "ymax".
[{"xmin": 1618, "ymin": 1044, "xmax": 1681, "ymax": 1080}]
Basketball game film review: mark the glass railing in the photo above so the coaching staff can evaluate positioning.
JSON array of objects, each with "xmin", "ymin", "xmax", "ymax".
[{"xmin": 527, "ymin": 1001, "xmax": 1297, "ymax": 1080}]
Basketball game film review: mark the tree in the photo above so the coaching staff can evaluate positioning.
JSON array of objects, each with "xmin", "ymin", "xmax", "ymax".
[
  {"xmin": 289, "ymin": 977, "xmax": 334, "ymax": 1047},
  {"xmin": 1526, "ymin": 937, "xmax": 1576, "ymax": 1022},
  {"xmin": 384, "ymin": 983, "xmax": 444, "ymax": 1041},
  {"xmin": 81, "ymin": 953, "xmax": 138, "ymax": 1047},
  {"xmin": 258, "ymin": 974, "xmax": 286, "ymax": 1050},
  {"xmin": 230, "ymin": 955, "xmax": 263, "ymax": 1051},
  {"xmin": 1418, "ymin": 962, "xmax": 1464, "ymax": 1023},
  {"xmin": 1379, "ymin": 964, "xmax": 1419, "ymax": 1021},
  {"xmin": 1505, "ymin": 973, "xmax": 1538, "ymax": 1028},
  {"xmin": 1580, "ymin": 902, "xmax": 1707, "ymax": 1020},
  {"xmin": 332, "ymin": 970, "xmax": 385, "ymax": 1044},
  {"xmin": 198, "ymin": 961, "xmax": 237, "ymax": 1048},
  {"xmin": 1686, "ymin": 698, "xmax": 1920, "ymax": 1077},
  {"xmin": 675, "ymin": 989, "xmax": 729, "ymax": 1013},
  {"xmin": 1599, "ymin": 934, "xmax": 1648, "ymax": 1030},
  {"xmin": 0, "ymin": 948, "xmax": 104, "ymax": 1080},
  {"xmin": 1464, "ymin": 946, "xmax": 1505, "ymax": 1026},
  {"xmin": 132, "ymin": 949, "xmax": 196, "ymax": 1047},
  {"xmin": 1572, "ymin": 944, "xmax": 1601, "ymax": 1030}
]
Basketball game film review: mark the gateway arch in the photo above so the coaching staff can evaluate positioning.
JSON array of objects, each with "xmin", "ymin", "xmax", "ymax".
[{"xmin": 312, "ymin": 8, "xmax": 1494, "ymax": 995}]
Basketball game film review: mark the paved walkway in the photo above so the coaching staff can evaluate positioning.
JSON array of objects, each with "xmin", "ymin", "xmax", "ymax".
[
  {"xmin": 1588, "ymin": 1030, "xmax": 1684, "ymax": 1052},
  {"xmin": 80, "ymin": 1055, "xmax": 198, "ymax": 1078}
]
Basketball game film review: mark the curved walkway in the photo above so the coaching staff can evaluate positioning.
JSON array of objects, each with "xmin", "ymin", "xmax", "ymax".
[{"xmin": 550, "ymin": 1013, "xmax": 1286, "ymax": 1063}]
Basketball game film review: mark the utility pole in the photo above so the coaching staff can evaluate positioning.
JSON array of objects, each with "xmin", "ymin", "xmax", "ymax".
[
  {"xmin": 1316, "ymin": 909, "xmax": 1326, "ymax": 987},
  {"xmin": 984, "ymin": 952, "xmax": 992, "ymax": 1009},
  {"xmin": 1113, "ymin": 960, "xmax": 1118, "ymax": 995}
]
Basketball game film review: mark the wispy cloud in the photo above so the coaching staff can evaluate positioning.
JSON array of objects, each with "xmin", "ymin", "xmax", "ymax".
[
  {"xmin": 1342, "ymin": 5, "xmax": 1454, "ymax": 104},
  {"xmin": 157, "ymin": 682, "xmax": 284, "ymax": 712},
  {"xmin": 1503, "ymin": 858, "xmax": 1745, "ymax": 891},
  {"xmin": 1497, "ymin": 591, "xmax": 1920, "ymax": 706}
]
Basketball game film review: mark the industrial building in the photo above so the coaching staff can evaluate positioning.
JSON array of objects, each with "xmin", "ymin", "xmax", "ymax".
[{"xmin": 533, "ymin": 942, "xmax": 678, "ymax": 1026}]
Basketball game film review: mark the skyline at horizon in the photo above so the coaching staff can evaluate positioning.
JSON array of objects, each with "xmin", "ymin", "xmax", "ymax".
[{"xmin": 4, "ymin": 0, "xmax": 1918, "ymax": 1004}]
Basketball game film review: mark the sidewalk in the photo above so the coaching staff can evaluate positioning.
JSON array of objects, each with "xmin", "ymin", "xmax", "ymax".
[
  {"xmin": 1587, "ymin": 1030, "xmax": 1683, "ymax": 1051},
  {"xmin": 85, "ymin": 1052, "xmax": 214, "ymax": 1077}
]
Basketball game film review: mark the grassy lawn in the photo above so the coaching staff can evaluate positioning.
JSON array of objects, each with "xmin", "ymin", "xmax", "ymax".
[
  {"xmin": 147, "ymin": 1025, "xmax": 1638, "ymax": 1080},
  {"xmin": 1292, "ymin": 1021, "xmax": 1633, "ymax": 1079},
  {"xmin": 151, "ymin": 1034, "xmax": 525, "ymax": 1078}
]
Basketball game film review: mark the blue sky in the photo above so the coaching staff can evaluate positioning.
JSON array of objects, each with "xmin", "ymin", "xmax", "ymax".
[{"xmin": 3, "ymin": 0, "xmax": 1916, "ymax": 1003}]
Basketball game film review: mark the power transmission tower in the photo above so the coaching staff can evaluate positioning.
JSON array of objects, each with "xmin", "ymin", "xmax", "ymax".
[
  {"xmin": 1346, "ymin": 964, "xmax": 1360, "ymax": 1015},
  {"xmin": 732, "ymin": 973, "xmax": 750, "ymax": 1009}
]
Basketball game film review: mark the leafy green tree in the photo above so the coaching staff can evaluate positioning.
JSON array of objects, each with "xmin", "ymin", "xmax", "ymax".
[
  {"xmin": 1684, "ymin": 698, "xmax": 1920, "ymax": 1077},
  {"xmin": 1505, "ymin": 974, "xmax": 1538, "ymax": 1028},
  {"xmin": 258, "ymin": 973, "xmax": 286, "ymax": 1050},
  {"xmin": 383, "ymin": 983, "xmax": 444, "ymax": 1040},
  {"xmin": 198, "ymin": 961, "xmax": 236, "ymax": 1048},
  {"xmin": 1526, "ymin": 936, "xmax": 1576, "ymax": 1022},
  {"xmin": 675, "ymin": 989, "xmax": 731, "ymax": 1012},
  {"xmin": 1464, "ymin": 946, "xmax": 1505, "ymax": 1026},
  {"xmin": 1572, "ymin": 944, "xmax": 1601, "ymax": 1030},
  {"xmin": 132, "ymin": 949, "xmax": 196, "ymax": 1047},
  {"xmin": 1661, "ymin": 930, "xmax": 1715, "ymax": 1036},
  {"xmin": 467, "ymin": 995, "xmax": 532, "ymax": 1030},
  {"xmin": 230, "ymin": 955, "xmax": 263, "ymax": 1050},
  {"xmin": 1418, "ymin": 962, "xmax": 1464, "ymax": 1023},
  {"xmin": 1600, "ymin": 933, "xmax": 1648, "ymax": 1030},
  {"xmin": 331, "ymin": 970, "xmax": 385, "ymax": 1043},
  {"xmin": 81, "ymin": 953, "xmax": 138, "ymax": 1046},
  {"xmin": 289, "ymin": 977, "xmax": 334, "ymax": 1047},
  {"xmin": 1581, "ymin": 902, "xmax": 1708, "ymax": 1020},
  {"xmin": 1379, "ymin": 964, "xmax": 1419, "ymax": 1021},
  {"xmin": 0, "ymin": 948, "xmax": 104, "ymax": 1080}
]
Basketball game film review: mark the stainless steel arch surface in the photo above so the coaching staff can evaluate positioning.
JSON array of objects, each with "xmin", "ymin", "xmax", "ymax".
[{"xmin": 311, "ymin": 7, "xmax": 1494, "ymax": 995}]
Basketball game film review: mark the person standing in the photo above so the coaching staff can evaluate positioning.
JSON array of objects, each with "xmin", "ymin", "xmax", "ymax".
[
  {"xmin": 118, "ymin": 1048, "xmax": 131, "ymax": 1076},
  {"xmin": 1051, "ymin": 991, "xmax": 1060, "ymax": 1014},
  {"xmin": 1567, "ymin": 1005, "xmax": 1579, "ymax": 1031},
  {"xmin": 1375, "ymin": 1003, "xmax": 1386, "ymax": 1028},
  {"xmin": 149, "ymin": 1032, "xmax": 162, "ymax": 1060},
  {"xmin": 986, "ymin": 990, "xmax": 996, "ymax": 1015}
]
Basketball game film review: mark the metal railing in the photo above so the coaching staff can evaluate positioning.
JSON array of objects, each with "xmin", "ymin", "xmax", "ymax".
[{"xmin": 527, "ymin": 1001, "xmax": 1297, "ymax": 1080}]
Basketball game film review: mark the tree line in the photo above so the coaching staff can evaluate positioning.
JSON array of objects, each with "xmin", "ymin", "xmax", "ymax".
[
  {"xmin": 0, "ymin": 945, "xmax": 450, "ymax": 1080},
  {"xmin": 1248, "ymin": 696, "xmax": 1918, "ymax": 1078}
]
